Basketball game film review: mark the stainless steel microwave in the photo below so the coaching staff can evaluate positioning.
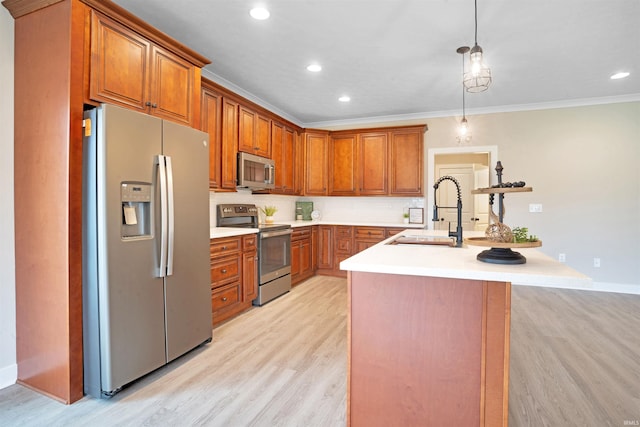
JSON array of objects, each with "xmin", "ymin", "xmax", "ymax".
[{"xmin": 237, "ymin": 152, "xmax": 275, "ymax": 189}]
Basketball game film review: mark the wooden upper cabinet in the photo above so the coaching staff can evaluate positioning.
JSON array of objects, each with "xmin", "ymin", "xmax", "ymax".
[
  {"xmin": 359, "ymin": 132, "xmax": 388, "ymax": 195},
  {"xmin": 201, "ymin": 87, "xmax": 222, "ymax": 189},
  {"xmin": 238, "ymin": 105, "xmax": 271, "ymax": 158},
  {"xmin": 304, "ymin": 131, "xmax": 329, "ymax": 196},
  {"xmin": 148, "ymin": 45, "xmax": 197, "ymax": 125},
  {"xmin": 271, "ymin": 121, "xmax": 297, "ymax": 194},
  {"xmin": 220, "ymin": 98, "xmax": 239, "ymax": 191},
  {"xmin": 389, "ymin": 126, "xmax": 425, "ymax": 196},
  {"xmin": 329, "ymin": 134, "xmax": 358, "ymax": 195},
  {"xmin": 89, "ymin": 11, "xmax": 199, "ymax": 126},
  {"xmin": 328, "ymin": 131, "xmax": 387, "ymax": 196}
]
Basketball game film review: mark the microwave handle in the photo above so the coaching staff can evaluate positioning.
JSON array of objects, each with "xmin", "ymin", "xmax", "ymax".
[{"xmin": 265, "ymin": 163, "xmax": 274, "ymax": 184}]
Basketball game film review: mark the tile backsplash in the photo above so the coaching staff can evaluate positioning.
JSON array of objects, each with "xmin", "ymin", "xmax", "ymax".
[{"xmin": 209, "ymin": 189, "xmax": 424, "ymax": 226}]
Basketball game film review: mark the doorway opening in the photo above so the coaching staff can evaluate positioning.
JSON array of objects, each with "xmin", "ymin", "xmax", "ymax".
[{"xmin": 427, "ymin": 146, "xmax": 498, "ymax": 231}]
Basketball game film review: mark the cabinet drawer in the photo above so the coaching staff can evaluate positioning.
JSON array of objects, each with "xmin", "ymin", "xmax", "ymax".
[
  {"xmin": 292, "ymin": 226, "xmax": 312, "ymax": 240},
  {"xmin": 386, "ymin": 227, "xmax": 405, "ymax": 237},
  {"xmin": 242, "ymin": 234, "xmax": 258, "ymax": 251},
  {"xmin": 355, "ymin": 227, "xmax": 385, "ymax": 240},
  {"xmin": 211, "ymin": 282, "xmax": 241, "ymax": 311},
  {"xmin": 335, "ymin": 226, "xmax": 353, "ymax": 237},
  {"xmin": 210, "ymin": 237, "xmax": 241, "ymax": 258},
  {"xmin": 210, "ymin": 255, "xmax": 241, "ymax": 286}
]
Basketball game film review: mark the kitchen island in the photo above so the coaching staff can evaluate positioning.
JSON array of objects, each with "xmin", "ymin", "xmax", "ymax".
[{"xmin": 340, "ymin": 229, "xmax": 590, "ymax": 427}]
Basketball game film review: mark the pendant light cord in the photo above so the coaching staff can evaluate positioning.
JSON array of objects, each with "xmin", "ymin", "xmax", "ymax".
[
  {"xmin": 461, "ymin": 52, "xmax": 466, "ymax": 119},
  {"xmin": 474, "ymin": 0, "xmax": 478, "ymax": 46}
]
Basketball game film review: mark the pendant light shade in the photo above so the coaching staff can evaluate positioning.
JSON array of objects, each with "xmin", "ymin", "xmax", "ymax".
[{"xmin": 463, "ymin": 0, "xmax": 492, "ymax": 93}]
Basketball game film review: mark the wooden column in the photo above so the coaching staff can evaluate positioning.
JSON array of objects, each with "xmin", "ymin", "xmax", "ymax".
[{"xmin": 10, "ymin": 0, "xmax": 86, "ymax": 403}]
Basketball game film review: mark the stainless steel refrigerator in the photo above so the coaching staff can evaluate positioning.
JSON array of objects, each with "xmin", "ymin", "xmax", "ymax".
[{"xmin": 82, "ymin": 104, "xmax": 212, "ymax": 398}]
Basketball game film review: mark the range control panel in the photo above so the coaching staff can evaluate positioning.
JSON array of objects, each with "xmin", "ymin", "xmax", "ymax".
[{"xmin": 218, "ymin": 204, "xmax": 259, "ymax": 218}]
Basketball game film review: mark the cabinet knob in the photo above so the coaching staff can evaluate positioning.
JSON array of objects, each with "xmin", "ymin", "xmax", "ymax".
[
  {"xmin": 222, "ymin": 246, "xmax": 227, "ymax": 250},
  {"xmin": 145, "ymin": 101, "xmax": 151, "ymax": 107},
  {"xmin": 222, "ymin": 297, "xmax": 228, "ymax": 302},
  {"xmin": 221, "ymin": 269, "xmax": 227, "ymax": 274}
]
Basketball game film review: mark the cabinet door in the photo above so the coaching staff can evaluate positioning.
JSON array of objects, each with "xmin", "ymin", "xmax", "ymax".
[
  {"xmin": 242, "ymin": 250, "xmax": 258, "ymax": 302},
  {"xmin": 148, "ymin": 45, "xmax": 196, "ymax": 125},
  {"xmin": 282, "ymin": 127, "xmax": 296, "ymax": 193},
  {"xmin": 90, "ymin": 11, "xmax": 150, "ymax": 113},
  {"xmin": 201, "ymin": 88, "xmax": 221, "ymax": 189},
  {"xmin": 291, "ymin": 239, "xmax": 301, "ymax": 283},
  {"xmin": 389, "ymin": 128, "xmax": 424, "ymax": 196},
  {"xmin": 311, "ymin": 226, "xmax": 318, "ymax": 271},
  {"xmin": 271, "ymin": 121, "xmax": 295, "ymax": 194},
  {"xmin": 220, "ymin": 98, "xmax": 239, "ymax": 190},
  {"xmin": 300, "ymin": 239, "xmax": 312, "ymax": 277},
  {"xmin": 256, "ymin": 114, "xmax": 271, "ymax": 158},
  {"xmin": 317, "ymin": 225, "xmax": 333, "ymax": 270},
  {"xmin": 329, "ymin": 134, "xmax": 357, "ymax": 195},
  {"xmin": 238, "ymin": 106, "xmax": 256, "ymax": 153},
  {"xmin": 305, "ymin": 132, "xmax": 329, "ymax": 196},
  {"xmin": 359, "ymin": 132, "xmax": 388, "ymax": 195}
]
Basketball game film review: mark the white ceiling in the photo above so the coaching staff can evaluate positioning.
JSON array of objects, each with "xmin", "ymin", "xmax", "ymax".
[{"xmin": 112, "ymin": 0, "xmax": 640, "ymax": 127}]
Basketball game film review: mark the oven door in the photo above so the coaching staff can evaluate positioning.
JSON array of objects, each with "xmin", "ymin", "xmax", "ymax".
[{"xmin": 258, "ymin": 228, "xmax": 292, "ymax": 284}]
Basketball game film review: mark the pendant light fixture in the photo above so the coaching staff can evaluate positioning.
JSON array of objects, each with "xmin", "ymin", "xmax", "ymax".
[
  {"xmin": 457, "ymin": 46, "xmax": 472, "ymax": 143},
  {"xmin": 463, "ymin": 0, "xmax": 492, "ymax": 93}
]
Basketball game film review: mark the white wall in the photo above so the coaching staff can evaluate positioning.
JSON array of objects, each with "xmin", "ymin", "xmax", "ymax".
[
  {"xmin": 0, "ymin": 7, "xmax": 17, "ymax": 390},
  {"xmin": 424, "ymin": 103, "xmax": 640, "ymax": 290}
]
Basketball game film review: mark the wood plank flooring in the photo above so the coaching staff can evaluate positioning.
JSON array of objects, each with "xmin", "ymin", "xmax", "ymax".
[{"xmin": 0, "ymin": 277, "xmax": 638, "ymax": 426}]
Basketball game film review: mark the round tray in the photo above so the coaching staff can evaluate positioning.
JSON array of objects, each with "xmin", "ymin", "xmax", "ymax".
[{"xmin": 464, "ymin": 237, "xmax": 542, "ymax": 248}]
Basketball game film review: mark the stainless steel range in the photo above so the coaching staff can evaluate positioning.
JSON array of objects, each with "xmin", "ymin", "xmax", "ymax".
[{"xmin": 217, "ymin": 204, "xmax": 292, "ymax": 306}]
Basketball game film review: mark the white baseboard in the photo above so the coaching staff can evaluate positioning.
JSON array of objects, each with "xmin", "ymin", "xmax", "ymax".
[
  {"xmin": 590, "ymin": 281, "xmax": 640, "ymax": 295},
  {"xmin": 0, "ymin": 363, "xmax": 17, "ymax": 390},
  {"xmin": 514, "ymin": 280, "xmax": 640, "ymax": 295}
]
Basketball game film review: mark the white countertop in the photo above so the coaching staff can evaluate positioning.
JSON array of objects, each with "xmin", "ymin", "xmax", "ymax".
[
  {"xmin": 210, "ymin": 227, "xmax": 258, "ymax": 239},
  {"xmin": 210, "ymin": 220, "xmax": 424, "ymax": 239},
  {"xmin": 340, "ymin": 229, "xmax": 592, "ymax": 289}
]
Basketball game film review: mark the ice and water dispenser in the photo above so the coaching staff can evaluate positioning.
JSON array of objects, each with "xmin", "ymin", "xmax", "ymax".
[{"xmin": 121, "ymin": 182, "xmax": 152, "ymax": 239}]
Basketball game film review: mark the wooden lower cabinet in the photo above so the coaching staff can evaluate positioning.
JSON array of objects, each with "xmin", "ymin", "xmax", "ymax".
[
  {"xmin": 315, "ymin": 225, "xmax": 411, "ymax": 277},
  {"xmin": 291, "ymin": 226, "xmax": 315, "ymax": 285},
  {"xmin": 242, "ymin": 235, "xmax": 258, "ymax": 301},
  {"xmin": 210, "ymin": 234, "xmax": 257, "ymax": 326},
  {"xmin": 354, "ymin": 226, "xmax": 386, "ymax": 252},
  {"xmin": 348, "ymin": 272, "xmax": 510, "ymax": 426}
]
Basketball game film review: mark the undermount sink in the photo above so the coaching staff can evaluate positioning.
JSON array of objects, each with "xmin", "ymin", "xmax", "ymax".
[{"xmin": 388, "ymin": 235, "xmax": 455, "ymax": 247}]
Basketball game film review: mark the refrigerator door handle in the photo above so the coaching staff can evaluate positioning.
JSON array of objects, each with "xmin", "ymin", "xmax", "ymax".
[
  {"xmin": 156, "ymin": 155, "xmax": 168, "ymax": 277},
  {"xmin": 165, "ymin": 155, "xmax": 175, "ymax": 276}
]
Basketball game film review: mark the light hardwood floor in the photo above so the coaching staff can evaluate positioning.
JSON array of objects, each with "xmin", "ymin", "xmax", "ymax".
[{"xmin": 0, "ymin": 277, "xmax": 638, "ymax": 426}]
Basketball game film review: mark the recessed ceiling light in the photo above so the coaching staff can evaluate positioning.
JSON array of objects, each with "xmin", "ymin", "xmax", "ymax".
[
  {"xmin": 610, "ymin": 72, "xmax": 630, "ymax": 80},
  {"xmin": 249, "ymin": 7, "xmax": 270, "ymax": 20},
  {"xmin": 338, "ymin": 96, "xmax": 351, "ymax": 103},
  {"xmin": 306, "ymin": 64, "xmax": 322, "ymax": 72}
]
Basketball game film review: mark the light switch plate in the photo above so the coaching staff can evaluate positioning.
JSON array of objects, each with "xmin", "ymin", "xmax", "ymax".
[{"xmin": 529, "ymin": 203, "xmax": 543, "ymax": 213}]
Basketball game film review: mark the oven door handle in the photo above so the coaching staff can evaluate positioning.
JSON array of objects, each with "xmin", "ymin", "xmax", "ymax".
[{"xmin": 260, "ymin": 228, "xmax": 292, "ymax": 238}]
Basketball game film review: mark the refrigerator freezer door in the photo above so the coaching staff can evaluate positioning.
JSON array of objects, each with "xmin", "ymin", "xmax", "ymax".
[
  {"xmin": 162, "ymin": 120, "xmax": 212, "ymax": 362},
  {"xmin": 97, "ymin": 104, "xmax": 167, "ymax": 393}
]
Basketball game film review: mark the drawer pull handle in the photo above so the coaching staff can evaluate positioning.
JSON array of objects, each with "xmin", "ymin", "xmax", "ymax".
[
  {"xmin": 221, "ymin": 269, "xmax": 227, "ymax": 274},
  {"xmin": 221, "ymin": 246, "xmax": 227, "ymax": 250},
  {"xmin": 222, "ymin": 297, "xmax": 228, "ymax": 302}
]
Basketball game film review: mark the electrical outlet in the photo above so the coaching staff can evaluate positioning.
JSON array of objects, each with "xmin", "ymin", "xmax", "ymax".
[
  {"xmin": 594, "ymin": 258, "xmax": 601, "ymax": 268},
  {"xmin": 558, "ymin": 253, "xmax": 566, "ymax": 262},
  {"xmin": 529, "ymin": 203, "xmax": 543, "ymax": 213}
]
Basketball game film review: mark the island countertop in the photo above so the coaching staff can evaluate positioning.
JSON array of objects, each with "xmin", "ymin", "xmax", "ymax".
[{"xmin": 340, "ymin": 229, "xmax": 591, "ymax": 289}]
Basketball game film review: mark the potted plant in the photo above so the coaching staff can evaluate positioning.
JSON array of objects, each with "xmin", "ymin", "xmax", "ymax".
[
  {"xmin": 403, "ymin": 212, "xmax": 410, "ymax": 224},
  {"xmin": 260, "ymin": 205, "xmax": 277, "ymax": 223}
]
